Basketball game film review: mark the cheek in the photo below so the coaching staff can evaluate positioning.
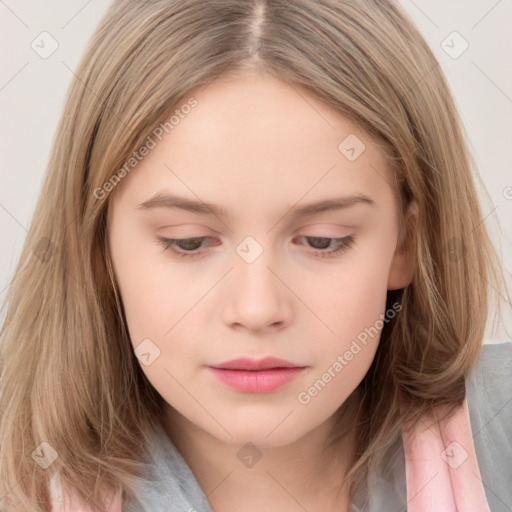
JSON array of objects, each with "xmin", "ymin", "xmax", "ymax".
[
  {"xmin": 109, "ymin": 221, "xmax": 202, "ymax": 346},
  {"xmin": 297, "ymin": 268, "xmax": 388, "ymax": 416},
  {"xmin": 109, "ymin": 230, "xmax": 208, "ymax": 399},
  {"xmin": 307, "ymin": 236, "xmax": 395, "ymax": 385},
  {"xmin": 313, "ymin": 252, "xmax": 392, "ymax": 343}
]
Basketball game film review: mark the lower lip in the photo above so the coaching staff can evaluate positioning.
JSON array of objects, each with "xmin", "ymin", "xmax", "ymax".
[{"xmin": 207, "ymin": 367, "xmax": 306, "ymax": 393}]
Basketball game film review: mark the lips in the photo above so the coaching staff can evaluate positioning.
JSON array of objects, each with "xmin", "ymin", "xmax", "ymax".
[{"xmin": 207, "ymin": 357, "xmax": 307, "ymax": 393}]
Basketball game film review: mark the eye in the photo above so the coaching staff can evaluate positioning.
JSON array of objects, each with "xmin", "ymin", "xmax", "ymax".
[
  {"xmin": 295, "ymin": 236, "xmax": 354, "ymax": 258},
  {"xmin": 157, "ymin": 236, "xmax": 213, "ymax": 259},
  {"xmin": 156, "ymin": 235, "xmax": 355, "ymax": 260}
]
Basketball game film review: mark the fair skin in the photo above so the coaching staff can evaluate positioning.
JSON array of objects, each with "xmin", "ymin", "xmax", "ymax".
[{"xmin": 107, "ymin": 69, "xmax": 415, "ymax": 512}]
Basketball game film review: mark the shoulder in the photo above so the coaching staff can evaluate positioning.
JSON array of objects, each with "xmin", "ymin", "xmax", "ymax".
[
  {"xmin": 122, "ymin": 422, "xmax": 215, "ymax": 512},
  {"xmin": 352, "ymin": 342, "xmax": 512, "ymax": 512},
  {"xmin": 466, "ymin": 341, "xmax": 512, "ymax": 512},
  {"xmin": 470, "ymin": 340, "xmax": 512, "ymax": 377},
  {"xmin": 466, "ymin": 341, "xmax": 512, "ymax": 414}
]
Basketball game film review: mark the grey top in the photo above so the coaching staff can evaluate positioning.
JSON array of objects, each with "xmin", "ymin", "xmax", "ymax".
[{"xmin": 125, "ymin": 341, "xmax": 512, "ymax": 512}]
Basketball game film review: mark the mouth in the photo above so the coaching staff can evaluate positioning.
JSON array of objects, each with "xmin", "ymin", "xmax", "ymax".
[
  {"xmin": 207, "ymin": 357, "xmax": 307, "ymax": 393},
  {"xmin": 208, "ymin": 356, "xmax": 304, "ymax": 371}
]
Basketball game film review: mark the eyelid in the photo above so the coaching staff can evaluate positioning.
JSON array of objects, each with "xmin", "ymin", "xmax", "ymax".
[{"xmin": 295, "ymin": 222, "xmax": 354, "ymax": 230}]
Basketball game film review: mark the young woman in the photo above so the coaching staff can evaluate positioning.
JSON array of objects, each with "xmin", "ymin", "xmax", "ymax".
[{"xmin": 1, "ymin": 1, "xmax": 510, "ymax": 511}]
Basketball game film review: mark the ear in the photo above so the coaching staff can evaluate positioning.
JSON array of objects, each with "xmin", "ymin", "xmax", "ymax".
[{"xmin": 387, "ymin": 200, "xmax": 418, "ymax": 290}]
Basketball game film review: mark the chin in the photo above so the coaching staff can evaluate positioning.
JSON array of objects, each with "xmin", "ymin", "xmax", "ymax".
[{"xmin": 207, "ymin": 420, "xmax": 311, "ymax": 450}]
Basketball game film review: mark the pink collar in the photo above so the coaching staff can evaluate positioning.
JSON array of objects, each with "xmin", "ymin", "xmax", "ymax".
[{"xmin": 402, "ymin": 396, "xmax": 490, "ymax": 511}]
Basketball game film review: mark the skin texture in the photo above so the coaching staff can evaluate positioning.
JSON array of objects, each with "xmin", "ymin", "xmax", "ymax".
[{"xmin": 107, "ymin": 69, "xmax": 416, "ymax": 511}]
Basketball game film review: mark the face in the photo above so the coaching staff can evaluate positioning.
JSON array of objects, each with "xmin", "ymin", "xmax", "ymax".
[{"xmin": 107, "ymin": 70, "xmax": 413, "ymax": 449}]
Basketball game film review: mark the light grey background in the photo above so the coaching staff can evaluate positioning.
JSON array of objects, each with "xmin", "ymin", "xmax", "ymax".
[{"xmin": 1, "ymin": 0, "xmax": 511, "ymax": 342}]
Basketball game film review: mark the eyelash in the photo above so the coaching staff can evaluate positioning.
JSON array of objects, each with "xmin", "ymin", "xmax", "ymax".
[{"xmin": 156, "ymin": 235, "xmax": 354, "ymax": 260}]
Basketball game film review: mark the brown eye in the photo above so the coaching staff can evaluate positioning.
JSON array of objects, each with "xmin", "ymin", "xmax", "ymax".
[
  {"xmin": 295, "ymin": 235, "xmax": 354, "ymax": 258},
  {"xmin": 172, "ymin": 237, "xmax": 205, "ymax": 251},
  {"xmin": 305, "ymin": 237, "xmax": 332, "ymax": 249},
  {"xmin": 156, "ymin": 236, "xmax": 212, "ymax": 259}
]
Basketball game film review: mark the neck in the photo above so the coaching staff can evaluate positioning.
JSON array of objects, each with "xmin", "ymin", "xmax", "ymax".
[{"xmin": 162, "ymin": 393, "xmax": 359, "ymax": 512}]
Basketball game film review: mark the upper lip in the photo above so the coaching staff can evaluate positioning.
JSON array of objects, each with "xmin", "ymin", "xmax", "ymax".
[{"xmin": 208, "ymin": 357, "xmax": 305, "ymax": 371}]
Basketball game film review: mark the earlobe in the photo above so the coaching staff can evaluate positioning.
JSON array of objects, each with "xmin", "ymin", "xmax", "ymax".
[{"xmin": 387, "ymin": 200, "xmax": 418, "ymax": 290}]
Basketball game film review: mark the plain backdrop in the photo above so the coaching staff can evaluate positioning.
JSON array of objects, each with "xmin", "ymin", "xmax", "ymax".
[{"xmin": 1, "ymin": 0, "xmax": 511, "ymax": 342}]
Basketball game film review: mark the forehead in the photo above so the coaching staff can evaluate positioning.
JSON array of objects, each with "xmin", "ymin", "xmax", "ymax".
[{"xmin": 111, "ymin": 71, "xmax": 398, "ymax": 216}]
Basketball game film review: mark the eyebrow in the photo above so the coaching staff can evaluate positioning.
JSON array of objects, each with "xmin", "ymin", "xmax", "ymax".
[{"xmin": 137, "ymin": 191, "xmax": 375, "ymax": 218}]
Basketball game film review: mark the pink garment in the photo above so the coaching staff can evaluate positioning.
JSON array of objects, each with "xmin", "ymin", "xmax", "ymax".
[
  {"xmin": 402, "ymin": 396, "xmax": 490, "ymax": 512},
  {"xmin": 50, "ymin": 397, "xmax": 490, "ymax": 511}
]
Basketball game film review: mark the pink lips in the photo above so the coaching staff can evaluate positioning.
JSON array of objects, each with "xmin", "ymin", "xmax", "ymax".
[{"xmin": 207, "ymin": 357, "xmax": 307, "ymax": 393}]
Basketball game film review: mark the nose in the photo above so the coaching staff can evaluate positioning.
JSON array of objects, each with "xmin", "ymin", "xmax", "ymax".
[{"xmin": 221, "ymin": 250, "xmax": 293, "ymax": 333}]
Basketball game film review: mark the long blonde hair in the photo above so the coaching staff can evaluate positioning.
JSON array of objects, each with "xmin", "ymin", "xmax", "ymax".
[{"xmin": 0, "ymin": 0, "xmax": 507, "ymax": 510}]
